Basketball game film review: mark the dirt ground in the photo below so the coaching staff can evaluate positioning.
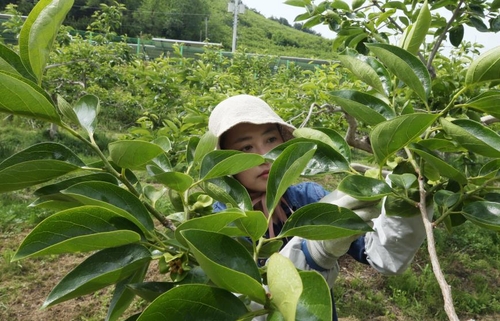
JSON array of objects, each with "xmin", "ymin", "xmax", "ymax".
[{"xmin": 1, "ymin": 231, "xmax": 115, "ymax": 321}]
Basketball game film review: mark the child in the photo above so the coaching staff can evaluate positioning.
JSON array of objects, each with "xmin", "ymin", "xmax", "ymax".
[{"xmin": 208, "ymin": 94, "xmax": 430, "ymax": 320}]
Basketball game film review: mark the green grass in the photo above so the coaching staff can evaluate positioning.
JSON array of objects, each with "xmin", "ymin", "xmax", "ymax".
[{"xmin": 333, "ymin": 222, "xmax": 500, "ymax": 321}]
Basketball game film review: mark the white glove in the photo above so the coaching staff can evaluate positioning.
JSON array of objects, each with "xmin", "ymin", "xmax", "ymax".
[{"xmin": 305, "ymin": 190, "xmax": 380, "ymax": 270}]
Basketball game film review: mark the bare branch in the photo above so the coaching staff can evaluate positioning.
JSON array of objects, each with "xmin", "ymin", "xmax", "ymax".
[
  {"xmin": 344, "ymin": 113, "xmax": 372, "ymax": 153},
  {"xmin": 299, "ymin": 103, "xmax": 340, "ymax": 128},
  {"xmin": 418, "ymin": 177, "xmax": 460, "ymax": 321}
]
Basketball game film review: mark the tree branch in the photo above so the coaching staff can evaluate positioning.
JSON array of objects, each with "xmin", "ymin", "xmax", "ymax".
[
  {"xmin": 427, "ymin": 0, "xmax": 466, "ymax": 70},
  {"xmin": 299, "ymin": 103, "xmax": 340, "ymax": 128},
  {"xmin": 418, "ymin": 177, "xmax": 460, "ymax": 321},
  {"xmin": 344, "ymin": 113, "xmax": 372, "ymax": 153}
]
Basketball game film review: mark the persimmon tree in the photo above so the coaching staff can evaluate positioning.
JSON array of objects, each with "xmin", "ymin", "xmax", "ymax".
[{"xmin": 288, "ymin": 0, "xmax": 500, "ymax": 320}]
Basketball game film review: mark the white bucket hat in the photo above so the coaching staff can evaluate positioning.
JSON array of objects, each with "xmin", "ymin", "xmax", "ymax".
[{"xmin": 208, "ymin": 94, "xmax": 296, "ymax": 148}]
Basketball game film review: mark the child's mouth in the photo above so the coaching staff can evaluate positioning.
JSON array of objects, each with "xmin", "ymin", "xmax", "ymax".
[{"xmin": 258, "ymin": 170, "xmax": 269, "ymax": 177}]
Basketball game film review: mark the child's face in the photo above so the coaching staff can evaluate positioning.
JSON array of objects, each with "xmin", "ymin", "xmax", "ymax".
[{"xmin": 222, "ymin": 123, "xmax": 284, "ymax": 193}]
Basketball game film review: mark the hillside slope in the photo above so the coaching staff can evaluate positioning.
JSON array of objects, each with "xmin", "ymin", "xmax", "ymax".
[{"xmin": 205, "ymin": 0, "xmax": 335, "ymax": 59}]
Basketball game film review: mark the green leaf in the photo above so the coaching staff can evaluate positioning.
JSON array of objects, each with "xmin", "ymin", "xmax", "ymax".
[
  {"xmin": 181, "ymin": 229, "xmax": 266, "ymax": 303},
  {"xmin": 293, "ymin": 127, "xmax": 351, "ymax": 161},
  {"xmin": 285, "ymin": 0, "xmax": 311, "ymax": 8},
  {"xmin": 62, "ymin": 181, "xmax": 155, "ymax": 234},
  {"xmin": 469, "ymin": 16, "xmax": 489, "ymax": 32},
  {"xmin": 370, "ymin": 113, "xmax": 438, "ymax": 166},
  {"xmin": 152, "ymin": 136, "xmax": 172, "ymax": 153},
  {"xmin": 19, "ymin": 0, "xmax": 74, "ymax": 83},
  {"xmin": 296, "ymin": 271, "xmax": 332, "ymax": 320},
  {"xmin": 280, "ymin": 203, "xmax": 372, "ymax": 239},
  {"xmin": 329, "ymin": 90, "xmax": 395, "ymax": 125},
  {"xmin": 57, "ymin": 94, "xmax": 79, "ymax": 125},
  {"xmin": 175, "ymin": 209, "xmax": 246, "ymax": 246},
  {"xmin": 150, "ymin": 153, "xmax": 173, "ymax": 172},
  {"xmin": 388, "ymin": 173, "xmax": 417, "ymax": 190},
  {"xmin": 148, "ymin": 169, "xmax": 194, "ymax": 193},
  {"xmin": 401, "ymin": 0, "xmax": 431, "ymax": 54},
  {"xmin": 347, "ymin": 50, "xmax": 393, "ymax": 95},
  {"xmin": 199, "ymin": 150, "xmax": 265, "ymax": 180},
  {"xmin": 193, "ymin": 131, "xmax": 217, "ymax": 165},
  {"xmin": 13, "ymin": 206, "xmax": 142, "ymax": 260},
  {"xmin": 109, "ymin": 140, "xmax": 165, "ymax": 169},
  {"xmin": 409, "ymin": 145, "xmax": 468, "ymax": 185},
  {"xmin": 258, "ymin": 240, "xmax": 284, "ymax": 259},
  {"xmin": 375, "ymin": 8, "xmax": 396, "ymax": 27},
  {"xmin": 449, "ymin": 25, "xmax": 464, "ymax": 47},
  {"xmin": 338, "ymin": 176, "xmax": 392, "ymax": 201},
  {"xmin": 337, "ymin": 55, "xmax": 387, "ymax": 96},
  {"xmin": 331, "ymin": 0, "xmax": 350, "ymax": 11},
  {"xmin": 107, "ymin": 263, "xmax": 148, "ymax": 321},
  {"xmin": 203, "ymin": 176, "xmax": 253, "ymax": 211},
  {"xmin": 268, "ymin": 253, "xmax": 303, "ymax": 321},
  {"xmin": 34, "ymin": 173, "xmax": 119, "ymax": 196},
  {"xmin": 0, "ymin": 42, "xmax": 36, "ymax": 81},
  {"xmin": 465, "ymin": 46, "xmax": 500, "ymax": 85},
  {"xmin": 0, "ymin": 71, "xmax": 60, "ymax": 123},
  {"xmin": 266, "ymin": 142, "xmax": 316, "ymax": 214},
  {"xmin": 186, "ymin": 136, "xmax": 200, "ymax": 166},
  {"xmin": 43, "ymin": 244, "xmax": 151, "ymax": 308},
  {"xmin": 463, "ymin": 90, "xmax": 500, "ymax": 118},
  {"xmin": 233, "ymin": 210, "xmax": 269, "ymax": 242},
  {"xmin": 30, "ymin": 173, "xmax": 119, "ymax": 210},
  {"xmin": 417, "ymin": 138, "xmax": 462, "ymax": 152},
  {"xmin": 462, "ymin": 201, "xmax": 500, "ymax": 231},
  {"xmin": 29, "ymin": 193, "xmax": 83, "ymax": 211},
  {"xmin": 440, "ymin": 118, "xmax": 500, "ymax": 158},
  {"xmin": 366, "ymin": 43, "xmax": 431, "ymax": 102},
  {"xmin": 0, "ymin": 142, "xmax": 85, "ymax": 171},
  {"xmin": 136, "ymin": 284, "xmax": 248, "ymax": 321},
  {"xmin": 490, "ymin": 16, "xmax": 500, "ymax": 32},
  {"xmin": 492, "ymin": 0, "xmax": 500, "ymax": 10},
  {"xmin": 311, "ymin": 127, "xmax": 351, "ymax": 162},
  {"xmin": 0, "ymin": 160, "xmax": 80, "ymax": 193},
  {"xmin": 127, "ymin": 267, "xmax": 209, "ymax": 302},
  {"xmin": 434, "ymin": 190, "xmax": 460, "ymax": 208},
  {"xmin": 74, "ymin": 94, "xmax": 100, "ymax": 136},
  {"xmin": 266, "ymin": 138, "xmax": 350, "ymax": 175},
  {"xmin": 384, "ymin": 194, "xmax": 421, "ymax": 217},
  {"xmin": 351, "ymin": 0, "xmax": 365, "ymax": 10}
]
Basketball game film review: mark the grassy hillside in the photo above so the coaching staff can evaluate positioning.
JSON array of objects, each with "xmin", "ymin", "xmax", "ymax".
[{"xmin": 206, "ymin": 0, "xmax": 335, "ymax": 59}]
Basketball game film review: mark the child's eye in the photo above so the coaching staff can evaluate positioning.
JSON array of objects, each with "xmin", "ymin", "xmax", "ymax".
[
  {"xmin": 241, "ymin": 145, "xmax": 253, "ymax": 152},
  {"xmin": 267, "ymin": 137, "xmax": 278, "ymax": 143}
]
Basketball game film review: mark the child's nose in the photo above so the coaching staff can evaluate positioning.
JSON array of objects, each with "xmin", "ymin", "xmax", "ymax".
[
  {"xmin": 255, "ymin": 144, "xmax": 273, "ymax": 155},
  {"xmin": 257, "ymin": 145, "xmax": 270, "ymax": 155}
]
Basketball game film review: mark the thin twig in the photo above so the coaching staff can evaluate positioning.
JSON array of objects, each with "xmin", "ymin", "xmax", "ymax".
[{"xmin": 427, "ymin": 0, "xmax": 466, "ymax": 70}]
